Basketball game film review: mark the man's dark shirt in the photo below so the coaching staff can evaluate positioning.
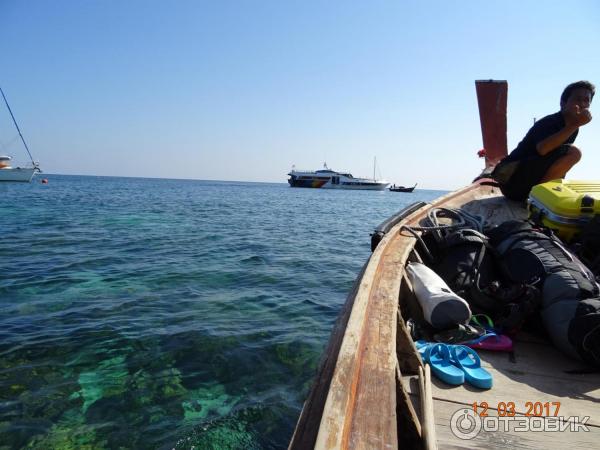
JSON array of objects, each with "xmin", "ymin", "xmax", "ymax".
[{"xmin": 505, "ymin": 111, "xmax": 578, "ymax": 162}]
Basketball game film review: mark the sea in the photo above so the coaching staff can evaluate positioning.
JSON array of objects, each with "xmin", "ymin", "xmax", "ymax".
[{"xmin": 0, "ymin": 175, "xmax": 446, "ymax": 450}]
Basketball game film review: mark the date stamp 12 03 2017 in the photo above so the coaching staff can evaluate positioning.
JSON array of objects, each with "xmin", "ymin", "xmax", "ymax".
[
  {"xmin": 450, "ymin": 401, "xmax": 591, "ymax": 440},
  {"xmin": 471, "ymin": 401, "xmax": 561, "ymax": 417}
]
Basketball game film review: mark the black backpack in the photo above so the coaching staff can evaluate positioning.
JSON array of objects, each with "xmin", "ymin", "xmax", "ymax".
[
  {"xmin": 572, "ymin": 215, "xmax": 600, "ymax": 279},
  {"xmin": 488, "ymin": 220, "xmax": 600, "ymax": 364},
  {"xmin": 421, "ymin": 227, "xmax": 540, "ymax": 332},
  {"xmin": 487, "ymin": 220, "xmax": 598, "ymax": 301},
  {"xmin": 428, "ymin": 228, "xmax": 498, "ymax": 313}
]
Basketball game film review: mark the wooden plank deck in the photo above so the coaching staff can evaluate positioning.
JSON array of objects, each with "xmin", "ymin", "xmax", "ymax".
[
  {"xmin": 413, "ymin": 396, "xmax": 600, "ymax": 449},
  {"xmin": 402, "ymin": 333, "xmax": 600, "ymax": 448}
]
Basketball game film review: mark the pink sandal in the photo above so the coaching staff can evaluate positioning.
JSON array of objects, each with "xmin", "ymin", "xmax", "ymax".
[{"xmin": 466, "ymin": 332, "xmax": 513, "ymax": 352}]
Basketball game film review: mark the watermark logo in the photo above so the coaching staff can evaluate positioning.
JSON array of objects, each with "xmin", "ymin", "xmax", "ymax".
[
  {"xmin": 450, "ymin": 408, "xmax": 482, "ymax": 440},
  {"xmin": 450, "ymin": 408, "xmax": 590, "ymax": 440}
]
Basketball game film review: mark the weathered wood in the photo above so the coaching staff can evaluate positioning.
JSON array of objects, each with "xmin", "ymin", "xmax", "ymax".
[
  {"xmin": 475, "ymin": 80, "xmax": 508, "ymax": 169},
  {"xmin": 395, "ymin": 363, "xmax": 422, "ymax": 447},
  {"xmin": 460, "ymin": 194, "xmax": 528, "ymax": 225},
  {"xmin": 421, "ymin": 395, "xmax": 600, "ymax": 450},
  {"xmin": 346, "ymin": 244, "xmax": 399, "ymax": 449},
  {"xmin": 404, "ymin": 364, "xmax": 600, "ymax": 428},
  {"xmin": 420, "ymin": 364, "xmax": 437, "ymax": 450},
  {"xmin": 397, "ymin": 278, "xmax": 423, "ymax": 375},
  {"xmin": 418, "ymin": 367, "xmax": 428, "ymax": 442},
  {"xmin": 473, "ymin": 340, "xmax": 600, "ymax": 384}
]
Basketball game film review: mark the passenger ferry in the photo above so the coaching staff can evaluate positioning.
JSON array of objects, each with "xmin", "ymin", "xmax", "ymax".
[{"xmin": 287, "ymin": 164, "xmax": 389, "ymax": 190}]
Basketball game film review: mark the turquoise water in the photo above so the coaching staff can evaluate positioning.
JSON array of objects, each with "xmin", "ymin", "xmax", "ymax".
[{"xmin": 0, "ymin": 175, "xmax": 445, "ymax": 449}]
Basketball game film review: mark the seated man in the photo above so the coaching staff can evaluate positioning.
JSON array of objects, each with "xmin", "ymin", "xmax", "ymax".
[{"xmin": 493, "ymin": 80, "xmax": 595, "ymax": 201}]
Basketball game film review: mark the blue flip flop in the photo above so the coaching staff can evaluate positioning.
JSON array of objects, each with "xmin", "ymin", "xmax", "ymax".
[
  {"xmin": 418, "ymin": 342, "xmax": 464, "ymax": 386},
  {"xmin": 415, "ymin": 340, "xmax": 430, "ymax": 358},
  {"xmin": 450, "ymin": 345, "xmax": 493, "ymax": 389}
]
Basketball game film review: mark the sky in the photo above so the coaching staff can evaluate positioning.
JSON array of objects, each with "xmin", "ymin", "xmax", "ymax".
[{"xmin": 0, "ymin": 0, "xmax": 599, "ymax": 190}]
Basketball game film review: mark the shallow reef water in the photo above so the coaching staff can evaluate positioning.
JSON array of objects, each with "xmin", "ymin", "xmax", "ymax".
[{"xmin": 0, "ymin": 175, "xmax": 445, "ymax": 449}]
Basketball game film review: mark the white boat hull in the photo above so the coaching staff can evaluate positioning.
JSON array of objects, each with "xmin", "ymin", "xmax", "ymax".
[
  {"xmin": 322, "ymin": 182, "xmax": 388, "ymax": 191},
  {"xmin": 0, "ymin": 167, "xmax": 36, "ymax": 182},
  {"xmin": 288, "ymin": 168, "xmax": 389, "ymax": 190}
]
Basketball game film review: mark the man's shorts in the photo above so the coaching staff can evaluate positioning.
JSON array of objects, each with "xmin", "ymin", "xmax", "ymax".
[{"xmin": 495, "ymin": 145, "xmax": 571, "ymax": 202}]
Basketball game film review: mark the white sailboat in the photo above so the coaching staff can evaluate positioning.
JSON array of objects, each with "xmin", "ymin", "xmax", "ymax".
[
  {"xmin": 0, "ymin": 87, "xmax": 40, "ymax": 182},
  {"xmin": 0, "ymin": 156, "xmax": 38, "ymax": 182}
]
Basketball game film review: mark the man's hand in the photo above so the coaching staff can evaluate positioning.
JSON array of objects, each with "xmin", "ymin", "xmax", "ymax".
[{"xmin": 565, "ymin": 104, "xmax": 592, "ymax": 127}]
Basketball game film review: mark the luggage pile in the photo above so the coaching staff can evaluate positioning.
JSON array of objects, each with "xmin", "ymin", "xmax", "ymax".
[{"xmin": 405, "ymin": 192, "xmax": 600, "ymax": 366}]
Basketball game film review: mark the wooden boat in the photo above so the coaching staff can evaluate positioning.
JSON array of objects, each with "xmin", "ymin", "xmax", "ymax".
[
  {"xmin": 289, "ymin": 81, "xmax": 600, "ymax": 449},
  {"xmin": 389, "ymin": 183, "xmax": 417, "ymax": 193}
]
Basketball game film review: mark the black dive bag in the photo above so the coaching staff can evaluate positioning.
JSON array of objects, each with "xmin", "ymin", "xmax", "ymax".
[
  {"xmin": 425, "ymin": 227, "xmax": 539, "ymax": 332},
  {"xmin": 488, "ymin": 220, "xmax": 600, "ymax": 365},
  {"xmin": 429, "ymin": 228, "xmax": 497, "ymax": 313}
]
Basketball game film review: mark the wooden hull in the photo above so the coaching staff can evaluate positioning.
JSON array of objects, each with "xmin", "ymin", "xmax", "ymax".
[
  {"xmin": 389, "ymin": 187, "xmax": 415, "ymax": 193},
  {"xmin": 389, "ymin": 184, "xmax": 417, "ymax": 193},
  {"xmin": 289, "ymin": 180, "xmax": 600, "ymax": 449}
]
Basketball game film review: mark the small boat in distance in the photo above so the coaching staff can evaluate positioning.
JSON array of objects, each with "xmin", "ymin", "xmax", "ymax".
[
  {"xmin": 288, "ymin": 162, "xmax": 389, "ymax": 191},
  {"xmin": 389, "ymin": 183, "xmax": 417, "ymax": 193},
  {"xmin": 0, "ymin": 86, "xmax": 40, "ymax": 182}
]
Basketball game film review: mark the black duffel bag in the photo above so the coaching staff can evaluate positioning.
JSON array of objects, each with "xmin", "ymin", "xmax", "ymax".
[
  {"xmin": 488, "ymin": 220, "xmax": 600, "ymax": 364},
  {"xmin": 426, "ymin": 227, "xmax": 540, "ymax": 333}
]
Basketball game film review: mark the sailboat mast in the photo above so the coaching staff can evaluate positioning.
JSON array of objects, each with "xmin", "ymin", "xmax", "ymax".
[
  {"xmin": 0, "ymin": 86, "xmax": 36, "ymax": 165},
  {"xmin": 373, "ymin": 157, "xmax": 376, "ymax": 180}
]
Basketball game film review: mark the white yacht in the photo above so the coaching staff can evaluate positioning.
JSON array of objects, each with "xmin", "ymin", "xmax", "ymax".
[
  {"xmin": 0, "ymin": 156, "xmax": 38, "ymax": 182},
  {"xmin": 287, "ymin": 163, "xmax": 389, "ymax": 190}
]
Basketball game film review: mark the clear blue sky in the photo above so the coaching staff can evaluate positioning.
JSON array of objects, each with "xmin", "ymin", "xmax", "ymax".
[{"xmin": 1, "ymin": 0, "xmax": 599, "ymax": 189}]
